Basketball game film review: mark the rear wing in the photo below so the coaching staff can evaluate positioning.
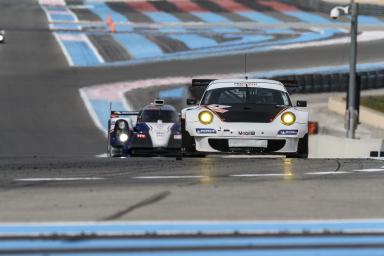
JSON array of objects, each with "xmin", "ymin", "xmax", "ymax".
[
  {"xmin": 189, "ymin": 79, "xmax": 216, "ymax": 101},
  {"xmin": 279, "ymin": 80, "xmax": 298, "ymax": 88},
  {"xmin": 192, "ymin": 79, "xmax": 216, "ymax": 87},
  {"xmin": 110, "ymin": 111, "xmax": 139, "ymax": 118}
]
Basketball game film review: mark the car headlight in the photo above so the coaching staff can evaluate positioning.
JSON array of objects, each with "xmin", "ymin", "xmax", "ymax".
[
  {"xmin": 281, "ymin": 112, "xmax": 296, "ymax": 126},
  {"xmin": 198, "ymin": 111, "xmax": 213, "ymax": 125},
  {"xmin": 118, "ymin": 133, "xmax": 129, "ymax": 142}
]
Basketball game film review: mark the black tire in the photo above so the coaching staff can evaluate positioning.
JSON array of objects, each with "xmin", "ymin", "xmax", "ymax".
[
  {"xmin": 287, "ymin": 134, "xmax": 308, "ymax": 159},
  {"xmin": 110, "ymin": 146, "xmax": 123, "ymax": 157},
  {"xmin": 181, "ymin": 118, "xmax": 206, "ymax": 158}
]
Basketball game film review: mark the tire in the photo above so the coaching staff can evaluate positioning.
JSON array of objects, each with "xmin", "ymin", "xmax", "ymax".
[
  {"xmin": 110, "ymin": 146, "xmax": 123, "ymax": 157},
  {"xmin": 287, "ymin": 134, "xmax": 308, "ymax": 159},
  {"xmin": 181, "ymin": 118, "xmax": 206, "ymax": 158}
]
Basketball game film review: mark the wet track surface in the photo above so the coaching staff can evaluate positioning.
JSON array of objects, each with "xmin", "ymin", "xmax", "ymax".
[{"xmin": 0, "ymin": 156, "xmax": 384, "ymax": 221}]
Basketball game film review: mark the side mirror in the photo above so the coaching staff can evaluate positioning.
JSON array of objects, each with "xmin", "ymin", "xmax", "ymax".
[
  {"xmin": 296, "ymin": 100, "xmax": 307, "ymax": 107},
  {"xmin": 186, "ymin": 98, "xmax": 197, "ymax": 105}
]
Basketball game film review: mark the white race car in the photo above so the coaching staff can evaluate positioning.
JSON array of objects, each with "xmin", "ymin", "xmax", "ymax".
[{"xmin": 181, "ymin": 79, "xmax": 309, "ymax": 158}]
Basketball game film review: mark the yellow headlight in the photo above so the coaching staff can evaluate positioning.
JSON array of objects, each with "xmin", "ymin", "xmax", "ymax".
[
  {"xmin": 281, "ymin": 112, "xmax": 296, "ymax": 126},
  {"xmin": 199, "ymin": 111, "xmax": 213, "ymax": 125}
]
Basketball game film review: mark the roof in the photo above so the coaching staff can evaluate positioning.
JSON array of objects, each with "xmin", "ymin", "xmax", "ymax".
[
  {"xmin": 142, "ymin": 104, "xmax": 177, "ymax": 112},
  {"xmin": 206, "ymin": 79, "xmax": 287, "ymax": 92}
]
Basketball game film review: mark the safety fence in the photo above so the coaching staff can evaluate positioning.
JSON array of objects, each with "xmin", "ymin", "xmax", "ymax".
[{"xmin": 271, "ymin": 69, "xmax": 384, "ymax": 94}]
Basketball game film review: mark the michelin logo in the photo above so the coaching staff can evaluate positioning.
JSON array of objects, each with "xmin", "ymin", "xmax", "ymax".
[
  {"xmin": 278, "ymin": 130, "xmax": 298, "ymax": 135},
  {"xmin": 196, "ymin": 128, "xmax": 217, "ymax": 134}
]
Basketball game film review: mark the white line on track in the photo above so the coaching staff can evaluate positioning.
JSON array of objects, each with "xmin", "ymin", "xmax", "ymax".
[
  {"xmin": 133, "ymin": 176, "xmax": 205, "ymax": 179},
  {"xmin": 15, "ymin": 177, "xmax": 104, "ymax": 182},
  {"xmin": 351, "ymin": 169, "xmax": 384, "ymax": 173},
  {"xmin": 305, "ymin": 171, "xmax": 351, "ymax": 175},
  {"xmin": 212, "ymin": 155, "xmax": 285, "ymax": 159},
  {"xmin": 230, "ymin": 173, "xmax": 288, "ymax": 177}
]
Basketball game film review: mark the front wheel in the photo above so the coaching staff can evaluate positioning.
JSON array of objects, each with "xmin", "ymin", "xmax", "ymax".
[
  {"xmin": 287, "ymin": 134, "xmax": 308, "ymax": 159},
  {"xmin": 181, "ymin": 118, "xmax": 206, "ymax": 157}
]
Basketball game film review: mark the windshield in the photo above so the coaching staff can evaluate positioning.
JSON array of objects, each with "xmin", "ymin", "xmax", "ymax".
[
  {"xmin": 140, "ymin": 109, "xmax": 178, "ymax": 123},
  {"xmin": 201, "ymin": 87, "xmax": 291, "ymax": 106}
]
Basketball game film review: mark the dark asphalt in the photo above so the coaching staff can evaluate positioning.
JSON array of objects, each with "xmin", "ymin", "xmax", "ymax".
[
  {"xmin": 0, "ymin": 1, "xmax": 383, "ymax": 156},
  {"xmin": 0, "ymin": 156, "xmax": 383, "ymax": 221}
]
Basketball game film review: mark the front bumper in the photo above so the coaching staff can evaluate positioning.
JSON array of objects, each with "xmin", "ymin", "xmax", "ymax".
[
  {"xmin": 194, "ymin": 136, "xmax": 299, "ymax": 153},
  {"xmin": 128, "ymin": 133, "xmax": 181, "ymax": 155}
]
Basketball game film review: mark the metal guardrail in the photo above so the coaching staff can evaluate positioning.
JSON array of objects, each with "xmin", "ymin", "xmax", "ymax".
[{"xmin": 271, "ymin": 70, "xmax": 384, "ymax": 94}]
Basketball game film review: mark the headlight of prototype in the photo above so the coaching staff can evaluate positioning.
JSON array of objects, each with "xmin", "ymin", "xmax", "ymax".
[
  {"xmin": 198, "ymin": 111, "xmax": 213, "ymax": 125},
  {"xmin": 281, "ymin": 112, "xmax": 296, "ymax": 126},
  {"xmin": 119, "ymin": 133, "xmax": 129, "ymax": 142}
]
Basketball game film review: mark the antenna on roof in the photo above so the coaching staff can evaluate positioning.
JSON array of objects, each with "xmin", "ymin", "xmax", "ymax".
[{"xmin": 244, "ymin": 54, "xmax": 248, "ymax": 80}]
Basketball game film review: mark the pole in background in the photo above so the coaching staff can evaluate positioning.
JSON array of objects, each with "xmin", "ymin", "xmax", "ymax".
[{"xmin": 346, "ymin": 0, "xmax": 359, "ymax": 139}]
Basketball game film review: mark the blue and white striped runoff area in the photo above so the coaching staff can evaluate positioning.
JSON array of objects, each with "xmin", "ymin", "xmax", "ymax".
[
  {"xmin": 3, "ymin": 220, "xmax": 384, "ymax": 255},
  {"xmin": 39, "ymin": 0, "xmax": 384, "ymax": 67}
]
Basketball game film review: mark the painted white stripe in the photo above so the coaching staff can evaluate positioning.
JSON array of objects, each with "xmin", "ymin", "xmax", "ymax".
[
  {"xmin": 79, "ymin": 88, "xmax": 105, "ymax": 133},
  {"xmin": 214, "ymin": 155, "xmax": 285, "ymax": 159},
  {"xmin": 96, "ymin": 153, "xmax": 108, "ymax": 158},
  {"xmin": 53, "ymin": 33, "xmax": 74, "ymax": 66},
  {"xmin": 305, "ymin": 171, "xmax": 351, "ymax": 175},
  {"xmin": 133, "ymin": 176, "xmax": 204, "ymax": 179},
  {"xmin": 83, "ymin": 34, "xmax": 105, "ymax": 64},
  {"xmin": 230, "ymin": 173, "xmax": 287, "ymax": 177},
  {"xmin": 351, "ymin": 169, "xmax": 384, "ymax": 173},
  {"xmin": 15, "ymin": 177, "xmax": 104, "ymax": 182}
]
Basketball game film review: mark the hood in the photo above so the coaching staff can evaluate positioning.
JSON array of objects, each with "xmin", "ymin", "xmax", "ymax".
[{"xmin": 205, "ymin": 104, "xmax": 288, "ymax": 123}]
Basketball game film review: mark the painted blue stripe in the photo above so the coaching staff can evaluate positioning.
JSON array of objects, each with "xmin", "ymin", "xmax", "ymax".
[
  {"xmin": 5, "ymin": 221, "xmax": 384, "ymax": 234},
  {"xmin": 358, "ymin": 15, "xmax": 384, "ymax": 25},
  {"xmin": 50, "ymin": 13, "xmax": 75, "ymax": 22},
  {"xmin": 285, "ymin": 11, "xmax": 332, "ymax": 24},
  {"xmin": 84, "ymin": 2, "xmax": 164, "ymax": 58},
  {"xmin": 168, "ymin": 34, "xmax": 217, "ymax": 49},
  {"xmin": 84, "ymin": 1, "xmax": 132, "ymax": 32},
  {"xmin": 137, "ymin": 11, "xmax": 219, "ymax": 50},
  {"xmin": 51, "ymin": 24, "xmax": 80, "ymax": 30},
  {"xmin": 103, "ymin": 28, "xmax": 341, "ymax": 66},
  {"xmin": 4, "ymin": 236, "xmax": 384, "ymax": 250},
  {"xmin": 90, "ymin": 100, "xmax": 125, "ymax": 131},
  {"xmin": 237, "ymin": 11, "xmax": 280, "ymax": 24},
  {"xmin": 159, "ymin": 87, "xmax": 186, "ymax": 99},
  {"xmin": 114, "ymin": 33, "xmax": 163, "ymax": 59},
  {"xmin": 17, "ymin": 249, "xmax": 384, "ymax": 256},
  {"xmin": 46, "ymin": 6, "xmax": 66, "ymax": 12},
  {"xmin": 60, "ymin": 39, "xmax": 101, "ymax": 66},
  {"xmin": 191, "ymin": 12, "xmax": 239, "ymax": 33},
  {"xmin": 145, "ymin": 12, "xmax": 180, "ymax": 23},
  {"xmin": 223, "ymin": 34, "xmax": 272, "ymax": 45}
]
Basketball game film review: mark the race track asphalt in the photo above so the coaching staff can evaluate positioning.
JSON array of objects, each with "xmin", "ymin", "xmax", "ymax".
[
  {"xmin": 1, "ymin": 156, "xmax": 384, "ymax": 221},
  {"xmin": 0, "ymin": 0, "xmax": 383, "ymax": 223}
]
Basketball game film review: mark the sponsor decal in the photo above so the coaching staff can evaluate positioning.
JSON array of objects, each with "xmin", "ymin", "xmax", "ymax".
[
  {"xmin": 174, "ymin": 134, "xmax": 182, "ymax": 140},
  {"xmin": 278, "ymin": 129, "xmax": 298, "ymax": 135},
  {"xmin": 238, "ymin": 131, "xmax": 256, "ymax": 136},
  {"xmin": 156, "ymin": 132, "xmax": 165, "ymax": 137},
  {"xmin": 234, "ymin": 82, "xmax": 259, "ymax": 87},
  {"xmin": 196, "ymin": 128, "xmax": 217, "ymax": 134},
  {"xmin": 206, "ymin": 105, "xmax": 231, "ymax": 113}
]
